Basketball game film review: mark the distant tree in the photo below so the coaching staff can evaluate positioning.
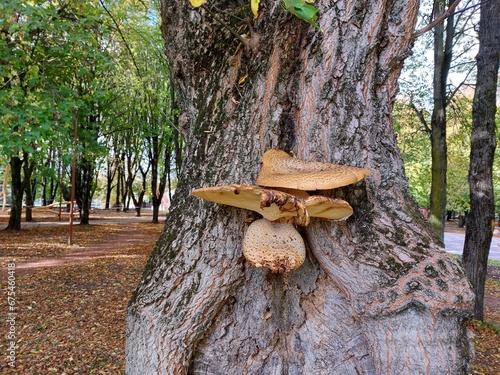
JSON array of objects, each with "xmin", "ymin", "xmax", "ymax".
[
  {"xmin": 393, "ymin": 93, "xmax": 473, "ymax": 216},
  {"xmin": 462, "ymin": 0, "xmax": 500, "ymax": 321},
  {"xmin": 446, "ymin": 94, "xmax": 473, "ymax": 214},
  {"xmin": 104, "ymin": 142, "xmax": 119, "ymax": 209},
  {"xmin": 98, "ymin": 0, "xmax": 180, "ymax": 222},
  {"xmin": 40, "ymin": 148, "xmax": 61, "ymax": 206},
  {"xmin": 392, "ymin": 102, "xmax": 432, "ymax": 208},
  {"xmin": 1, "ymin": 163, "xmax": 9, "ymax": 211},
  {"xmin": 398, "ymin": 0, "xmax": 479, "ymax": 239},
  {"xmin": 22, "ymin": 151, "xmax": 36, "ymax": 222},
  {"xmin": 428, "ymin": 0, "xmax": 456, "ymax": 239},
  {"xmin": 0, "ymin": 0, "xmax": 112, "ymax": 229}
]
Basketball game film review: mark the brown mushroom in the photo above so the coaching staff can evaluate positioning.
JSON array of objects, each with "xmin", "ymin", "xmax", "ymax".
[
  {"xmin": 242, "ymin": 218, "xmax": 306, "ymax": 273},
  {"xmin": 256, "ymin": 149, "xmax": 370, "ymax": 190},
  {"xmin": 191, "ymin": 149, "xmax": 367, "ymax": 273},
  {"xmin": 305, "ymin": 195, "xmax": 353, "ymax": 220},
  {"xmin": 191, "ymin": 184, "xmax": 309, "ymax": 226}
]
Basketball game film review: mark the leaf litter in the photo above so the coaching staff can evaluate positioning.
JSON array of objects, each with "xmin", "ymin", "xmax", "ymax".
[
  {"xmin": 0, "ymin": 221, "xmax": 162, "ymax": 374},
  {"xmin": 0, "ymin": 219, "xmax": 498, "ymax": 373}
]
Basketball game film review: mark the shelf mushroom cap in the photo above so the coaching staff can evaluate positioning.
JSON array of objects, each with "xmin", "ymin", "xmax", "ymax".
[
  {"xmin": 305, "ymin": 195, "xmax": 353, "ymax": 220},
  {"xmin": 191, "ymin": 184, "xmax": 309, "ymax": 226},
  {"xmin": 256, "ymin": 149, "xmax": 370, "ymax": 191},
  {"xmin": 242, "ymin": 218, "xmax": 306, "ymax": 273}
]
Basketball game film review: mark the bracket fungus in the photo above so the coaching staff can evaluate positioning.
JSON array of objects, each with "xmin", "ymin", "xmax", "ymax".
[
  {"xmin": 191, "ymin": 184, "xmax": 309, "ymax": 226},
  {"xmin": 256, "ymin": 148, "xmax": 370, "ymax": 190},
  {"xmin": 191, "ymin": 149, "xmax": 370, "ymax": 273}
]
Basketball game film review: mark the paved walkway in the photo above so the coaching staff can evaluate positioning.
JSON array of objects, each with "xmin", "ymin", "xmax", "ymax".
[
  {"xmin": 0, "ymin": 215, "xmax": 154, "ymax": 229},
  {"xmin": 444, "ymin": 232, "xmax": 500, "ymax": 261}
]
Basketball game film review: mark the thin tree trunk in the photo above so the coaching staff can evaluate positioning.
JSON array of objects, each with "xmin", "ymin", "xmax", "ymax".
[
  {"xmin": 462, "ymin": 0, "xmax": 500, "ymax": 321},
  {"xmin": 149, "ymin": 135, "xmax": 163, "ymax": 224},
  {"xmin": 130, "ymin": 167, "xmax": 148, "ymax": 217},
  {"xmin": 428, "ymin": 0, "xmax": 455, "ymax": 240},
  {"xmin": 79, "ymin": 158, "xmax": 93, "ymax": 225},
  {"xmin": 2, "ymin": 163, "xmax": 10, "ymax": 211},
  {"xmin": 23, "ymin": 153, "xmax": 35, "ymax": 222},
  {"xmin": 6, "ymin": 156, "xmax": 23, "ymax": 231},
  {"xmin": 115, "ymin": 157, "xmax": 122, "ymax": 210},
  {"xmin": 105, "ymin": 156, "xmax": 117, "ymax": 210},
  {"xmin": 126, "ymin": 1, "xmax": 474, "ymax": 373}
]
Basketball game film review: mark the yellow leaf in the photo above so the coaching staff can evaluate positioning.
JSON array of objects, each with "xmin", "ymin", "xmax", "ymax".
[
  {"xmin": 251, "ymin": 0, "xmax": 260, "ymax": 18},
  {"xmin": 190, "ymin": 0, "xmax": 207, "ymax": 7},
  {"xmin": 238, "ymin": 73, "xmax": 248, "ymax": 85}
]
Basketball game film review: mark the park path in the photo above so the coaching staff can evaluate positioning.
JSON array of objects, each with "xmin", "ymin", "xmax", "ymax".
[{"xmin": 13, "ymin": 230, "xmax": 152, "ymax": 277}]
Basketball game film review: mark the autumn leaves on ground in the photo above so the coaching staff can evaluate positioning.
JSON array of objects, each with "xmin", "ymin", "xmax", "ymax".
[
  {"xmin": 0, "ymin": 212, "xmax": 163, "ymax": 374},
  {"xmin": 0, "ymin": 212, "xmax": 499, "ymax": 374}
]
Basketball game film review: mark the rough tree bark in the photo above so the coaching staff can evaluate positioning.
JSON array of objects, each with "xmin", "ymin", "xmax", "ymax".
[
  {"xmin": 126, "ymin": 0, "xmax": 474, "ymax": 373},
  {"xmin": 462, "ymin": 0, "xmax": 500, "ymax": 321}
]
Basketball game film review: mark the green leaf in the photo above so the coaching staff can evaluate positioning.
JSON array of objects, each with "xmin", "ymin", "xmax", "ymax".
[{"xmin": 282, "ymin": 0, "xmax": 320, "ymax": 30}]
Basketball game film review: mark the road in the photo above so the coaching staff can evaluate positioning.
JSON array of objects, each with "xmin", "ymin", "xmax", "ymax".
[{"xmin": 444, "ymin": 232, "xmax": 500, "ymax": 261}]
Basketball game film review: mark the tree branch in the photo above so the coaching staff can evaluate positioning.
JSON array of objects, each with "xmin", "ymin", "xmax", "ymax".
[
  {"xmin": 99, "ymin": 0, "xmax": 142, "ymax": 78},
  {"xmin": 409, "ymin": 95, "xmax": 432, "ymax": 134},
  {"xmin": 414, "ymin": 0, "xmax": 462, "ymax": 39},
  {"xmin": 446, "ymin": 62, "xmax": 476, "ymax": 105}
]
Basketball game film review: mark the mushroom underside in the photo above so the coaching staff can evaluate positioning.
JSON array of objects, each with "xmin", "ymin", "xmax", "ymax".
[{"xmin": 242, "ymin": 218, "xmax": 306, "ymax": 273}]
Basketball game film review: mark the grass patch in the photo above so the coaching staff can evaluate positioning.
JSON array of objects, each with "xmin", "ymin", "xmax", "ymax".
[
  {"xmin": 449, "ymin": 254, "xmax": 500, "ymax": 268},
  {"xmin": 488, "ymin": 259, "xmax": 500, "ymax": 267}
]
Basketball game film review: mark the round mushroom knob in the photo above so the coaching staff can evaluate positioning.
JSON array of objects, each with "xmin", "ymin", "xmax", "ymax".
[{"xmin": 242, "ymin": 218, "xmax": 306, "ymax": 273}]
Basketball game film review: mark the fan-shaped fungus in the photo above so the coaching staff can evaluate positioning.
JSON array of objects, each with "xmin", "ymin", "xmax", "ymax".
[
  {"xmin": 256, "ymin": 149, "xmax": 370, "ymax": 190},
  {"xmin": 191, "ymin": 149, "xmax": 369, "ymax": 273}
]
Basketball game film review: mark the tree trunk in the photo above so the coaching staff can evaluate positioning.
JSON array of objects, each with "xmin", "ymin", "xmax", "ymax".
[
  {"xmin": 23, "ymin": 154, "xmax": 35, "ymax": 222},
  {"xmin": 2, "ymin": 163, "xmax": 11, "ymax": 211},
  {"xmin": 115, "ymin": 157, "xmax": 123, "ymax": 210},
  {"xmin": 77, "ymin": 157, "xmax": 93, "ymax": 225},
  {"xmin": 428, "ymin": 0, "xmax": 454, "ymax": 240},
  {"xmin": 105, "ymin": 156, "xmax": 117, "ymax": 210},
  {"xmin": 149, "ymin": 135, "xmax": 166, "ymax": 224},
  {"xmin": 24, "ymin": 184, "xmax": 33, "ymax": 222},
  {"xmin": 126, "ymin": 1, "xmax": 474, "ymax": 373},
  {"xmin": 462, "ymin": 0, "xmax": 500, "ymax": 321},
  {"xmin": 130, "ymin": 168, "xmax": 148, "ymax": 218},
  {"xmin": 41, "ymin": 148, "xmax": 57, "ymax": 206},
  {"xmin": 6, "ymin": 156, "xmax": 23, "ymax": 231}
]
